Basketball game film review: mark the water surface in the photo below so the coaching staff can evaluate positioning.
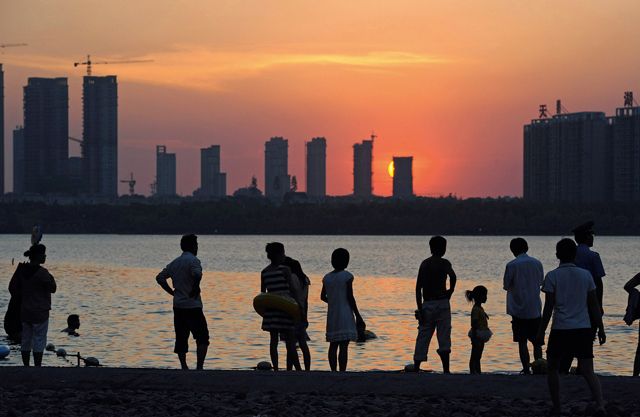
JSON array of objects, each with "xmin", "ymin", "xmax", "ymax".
[{"xmin": 0, "ymin": 235, "xmax": 638, "ymax": 375}]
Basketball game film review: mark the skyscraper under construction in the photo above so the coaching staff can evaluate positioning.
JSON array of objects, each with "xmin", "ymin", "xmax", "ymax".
[
  {"xmin": 83, "ymin": 75, "xmax": 118, "ymax": 197},
  {"xmin": 524, "ymin": 94, "xmax": 640, "ymax": 203}
]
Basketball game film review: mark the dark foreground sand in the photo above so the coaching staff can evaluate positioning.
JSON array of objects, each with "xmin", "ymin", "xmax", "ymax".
[{"xmin": 0, "ymin": 368, "xmax": 639, "ymax": 417}]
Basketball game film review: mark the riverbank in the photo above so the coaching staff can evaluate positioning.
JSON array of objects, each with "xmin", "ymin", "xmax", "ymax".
[
  {"xmin": 3, "ymin": 198, "xmax": 640, "ymax": 235},
  {"xmin": 0, "ymin": 368, "xmax": 639, "ymax": 416}
]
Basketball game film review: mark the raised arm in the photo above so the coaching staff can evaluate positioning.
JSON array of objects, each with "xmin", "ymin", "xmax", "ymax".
[
  {"xmin": 156, "ymin": 268, "xmax": 174, "ymax": 297},
  {"xmin": 624, "ymin": 273, "xmax": 640, "ymax": 293}
]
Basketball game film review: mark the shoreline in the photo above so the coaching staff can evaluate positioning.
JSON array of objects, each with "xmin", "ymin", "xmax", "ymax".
[{"xmin": 1, "ymin": 368, "xmax": 639, "ymax": 416}]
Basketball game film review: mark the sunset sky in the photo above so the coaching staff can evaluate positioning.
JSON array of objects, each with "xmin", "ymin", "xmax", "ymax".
[{"xmin": 2, "ymin": 1, "xmax": 640, "ymax": 197}]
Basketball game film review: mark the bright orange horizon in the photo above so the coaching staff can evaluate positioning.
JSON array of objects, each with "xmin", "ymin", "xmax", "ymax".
[{"xmin": 2, "ymin": 1, "xmax": 640, "ymax": 197}]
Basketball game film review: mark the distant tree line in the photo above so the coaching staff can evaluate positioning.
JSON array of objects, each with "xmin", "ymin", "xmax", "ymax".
[{"xmin": 1, "ymin": 197, "xmax": 640, "ymax": 235}]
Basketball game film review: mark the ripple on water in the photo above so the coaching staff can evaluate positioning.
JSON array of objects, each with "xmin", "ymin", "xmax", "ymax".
[{"xmin": 0, "ymin": 235, "xmax": 638, "ymax": 374}]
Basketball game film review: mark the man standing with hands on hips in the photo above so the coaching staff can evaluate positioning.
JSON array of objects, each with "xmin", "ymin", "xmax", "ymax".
[{"xmin": 156, "ymin": 234, "xmax": 209, "ymax": 370}]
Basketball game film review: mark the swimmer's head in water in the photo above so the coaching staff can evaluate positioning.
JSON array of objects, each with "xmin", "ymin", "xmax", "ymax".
[{"xmin": 67, "ymin": 314, "xmax": 80, "ymax": 330}]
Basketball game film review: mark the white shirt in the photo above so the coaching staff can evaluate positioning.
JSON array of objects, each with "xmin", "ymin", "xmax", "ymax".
[
  {"xmin": 156, "ymin": 252, "xmax": 203, "ymax": 309},
  {"xmin": 542, "ymin": 263, "xmax": 596, "ymax": 330},
  {"xmin": 503, "ymin": 253, "xmax": 544, "ymax": 319}
]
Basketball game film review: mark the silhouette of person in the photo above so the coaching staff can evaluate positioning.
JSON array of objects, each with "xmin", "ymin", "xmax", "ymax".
[
  {"xmin": 413, "ymin": 236, "xmax": 456, "ymax": 373},
  {"xmin": 536, "ymin": 238, "xmax": 606, "ymax": 416},
  {"xmin": 261, "ymin": 242, "xmax": 301, "ymax": 371},
  {"xmin": 61, "ymin": 314, "xmax": 80, "ymax": 336},
  {"xmin": 282, "ymin": 255, "xmax": 311, "ymax": 371},
  {"xmin": 573, "ymin": 221, "xmax": 605, "ymax": 314},
  {"xmin": 8, "ymin": 244, "xmax": 57, "ymax": 367},
  {"xmin": 559, "ymin": 222, "xmax": 606, "ymax": 374},
  {"xmin": 466, "ymin": 286, "xmax": 492, "ymax": 374},
  {"xmin": 156, "ymin": 234, "xmax": 209, "ymax": 370},
  {"xmin": 320, "ymin": 248, "xmax": 364, "ymax": 372},
  {"xmin": 4, "ymin": 267, "xmax": 25, "ymax": 343},
  {"xmin": 624, "ymin": 273, "xmax": 640, "ymax": 376},
  {"xmin": 503, "ymin": 237, "xmax": 544, "ymax": 374}
]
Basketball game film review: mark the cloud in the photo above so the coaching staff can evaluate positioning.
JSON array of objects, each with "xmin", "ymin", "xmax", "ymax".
[{"xmin": 5, "ymin": 47, "xmax": 449, "ymax": 91}]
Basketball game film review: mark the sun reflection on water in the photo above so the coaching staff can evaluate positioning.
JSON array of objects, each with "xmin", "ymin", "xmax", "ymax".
[{"xmin": 0, "ymin": 235, "xmax": 637, "ymax": 375}]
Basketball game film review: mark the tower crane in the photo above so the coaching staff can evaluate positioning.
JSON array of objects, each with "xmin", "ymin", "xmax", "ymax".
[
  {"xmin": 68, "ymin": 136, "xmax": 84, "ymax": 153},
  {"xmin": 120, "ymin": 172, "xmax": 137, "ymax": 196},
  {"xmin": 73, "ymin": 54, "xmax": 153, "ymax": 76},
  {"xmin": 0, "ymin": 43, "xmax": 28, "ymax": 49}
]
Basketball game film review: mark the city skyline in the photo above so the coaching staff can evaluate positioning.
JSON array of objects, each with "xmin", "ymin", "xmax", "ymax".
[{"xmin": 2, "ymin": 1, "xmax": 640, "ymax": 197}]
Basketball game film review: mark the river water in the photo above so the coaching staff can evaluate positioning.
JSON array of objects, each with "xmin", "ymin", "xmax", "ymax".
[{"xmin": 0, "ymin": 235, "xmax": 638, "ymax": 374}]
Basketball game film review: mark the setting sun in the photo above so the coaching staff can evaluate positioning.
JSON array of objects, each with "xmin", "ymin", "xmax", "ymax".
[{"xmin": 387, "ymin": 161, "xmax": 395, "ymax": 178}]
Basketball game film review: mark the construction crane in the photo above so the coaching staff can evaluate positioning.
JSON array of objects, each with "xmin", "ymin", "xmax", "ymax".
[
  {"xmin": 120, "ymin": 173, "xmax": 137, "ymax": 196},
  {"xmin": 73, "ymin": 54, "xmax": 153, "ymax": 76},
  {"xmin": 0, "ymin": 43, "xmax": 27, "ymax": 49},
  {"xmin": 68, "ymin": 136, "xmax": 84, "ymax": 153}
]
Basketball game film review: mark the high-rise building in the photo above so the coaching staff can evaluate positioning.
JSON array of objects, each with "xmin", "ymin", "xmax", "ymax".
[
  {"xmin": 611, "ymin": 105, "xmax": 640, "ymax": 202},
  {"xmin": 67, "ymin": 156, "xmax": 83, "ymax": 194},
  {"xmin": 12, "ymin": 126, "xmax": 24, "ymax": 194},
  {"xmin": 83, "ymin": 75, "xmax": 118, "ymax": 197},
  {"xmin": 264, "ymin": 137, "xmax": 289, "ymax": 201},
  {"xmin": 523, "ymin": 95, "xmax": 640, "ymax": 203},
  {"xmin": 392, "ymin": 156, "xmax": 413, "ymax": 198},
  {"xmin": 306, "ymin": 137, "xmax": 326, "ymax": 197},
  {"xmin": 23, "ymin": 77, "xmax": 69, "ymax": 194},
  {"xmin": 156, "ymin": 145, "xmax": 176, "ymax": 196},
  {"xmin": 353, "ymin": 138, "xmax": 373, "ymax": 197},
  {"xmin": 524, "ymin": 112, "xmax": 609, "ymax": 203},
  {"xmin": 200, "ymin": 145, "xmax": 226, "ymax": 198},
  {"xmin": 1, "ymin": 64, "xmax": 4, "ymax": 195}
]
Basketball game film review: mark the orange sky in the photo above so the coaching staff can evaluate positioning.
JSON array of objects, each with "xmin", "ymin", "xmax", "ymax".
[{"xmin": 2, "ymin": 1, "xmax": 640, "ymax": 197}]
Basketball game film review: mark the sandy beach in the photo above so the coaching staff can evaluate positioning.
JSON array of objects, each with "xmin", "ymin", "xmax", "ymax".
[{"xmin": 0, "ymin": 368, "xmax": 639, "ymax": 416}]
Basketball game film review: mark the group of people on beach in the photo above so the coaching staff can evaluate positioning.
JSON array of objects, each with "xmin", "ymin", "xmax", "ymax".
[
  {"xmin": 4, "ymin": 222, "xmax": 640, "ymax": 415},
  {"xmin": 149, "ymin": 223, "xmax": 639, "ymax": 416}
]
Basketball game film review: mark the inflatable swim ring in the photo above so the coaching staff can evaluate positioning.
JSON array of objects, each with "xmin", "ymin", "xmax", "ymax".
[
  {"xmin": 253, "ymin": 293, "xmax": 301, "ymax": 322},
  {"xmin": 0, "ymin": 345, "xmax": 10, "ymax": 359}
]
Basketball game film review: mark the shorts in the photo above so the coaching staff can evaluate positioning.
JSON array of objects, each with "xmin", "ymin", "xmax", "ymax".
[
  {"xmin": 21, "ymin": 320, "xmax": 49, "ymax": 353},
  {"xmin": 547, "ymin": 328, "xmax": 593, "ymax": 361},
  {"xmin": 511, "ymin": 317, "xmax": 542, "ymax": 344},
  {"xmin": 173, "ymin": 308, "xmax": 210, "ymax": 353}
]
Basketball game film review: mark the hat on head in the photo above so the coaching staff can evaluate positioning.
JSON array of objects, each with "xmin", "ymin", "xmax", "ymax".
[
  {"xmin": 571, "ymin": 221, "xmax": 595, "ymax": 236},
  {"xmin": 24, "ymin": 243, "xmax": 46, "ymax": 257}
]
